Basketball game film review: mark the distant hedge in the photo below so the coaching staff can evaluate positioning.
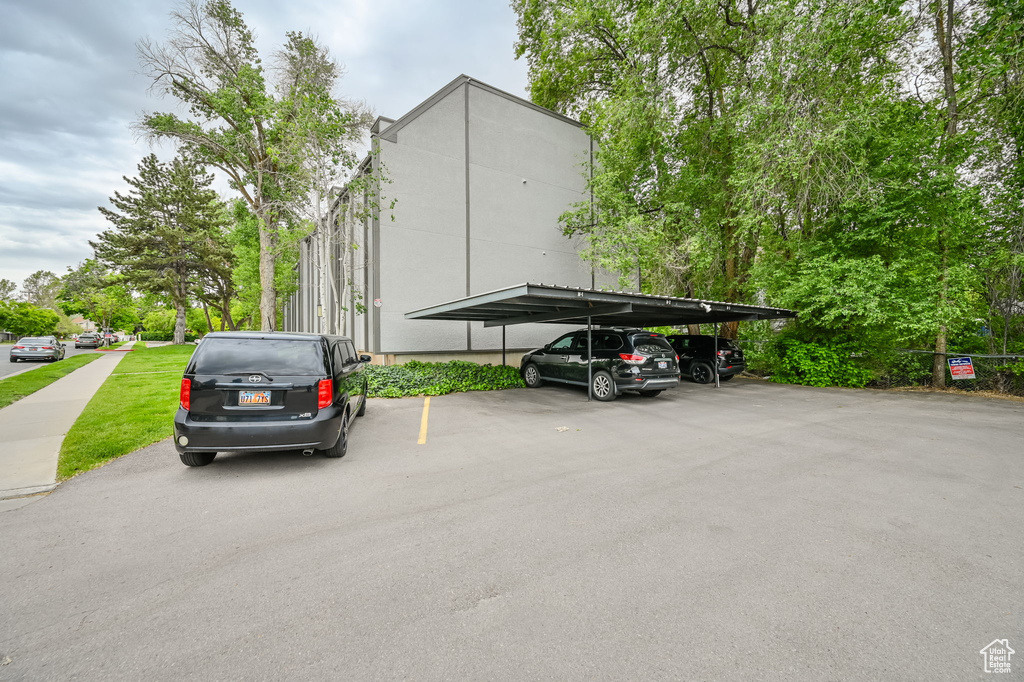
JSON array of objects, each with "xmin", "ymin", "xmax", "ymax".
[
  {"xmin": 138, "ymin": 331, "xmax": 198, "ymax": 342},
  {"xmin": 365, "ymin": 360, "xmax": 525, "ymax": 398}
]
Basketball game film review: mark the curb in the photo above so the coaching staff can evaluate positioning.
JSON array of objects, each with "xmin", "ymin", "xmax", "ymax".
[{"xmin": 0, "ymin": 483, "xmax": 59, "ymax": 501}]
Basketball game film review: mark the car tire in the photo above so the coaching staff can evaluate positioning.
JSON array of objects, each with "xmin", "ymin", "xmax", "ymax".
[
  {"xmin": 322, "ymin": 413, "xmax": 349, "ymax": 458},
  {"xmin": 522, "ymin": 363, "xmax": 544, "ymax": 388},
  {"xmin": 690, "ymin": 362, "xmax": 714, "ymax": 384},
  {"xmin": 590, "ymin": 370, "xmax": 616, "ymax": 401},
  {"xmin": 9, "ymin": 357, "xmax": 16, "ymax": 363},
  {"xmin": 356, "ymin": 394, "xmax": 366, "ymax": 417},
  {"xmin": 719, "ymin": 374, "xmax": 734, "ymax": 382},
  {"xmin": 180, "ymin": 452, "xmax": 216, "ymax": 467},
  {"xmin": 638, "ymin": 390, "xmax": 663, "ymax": 398}
]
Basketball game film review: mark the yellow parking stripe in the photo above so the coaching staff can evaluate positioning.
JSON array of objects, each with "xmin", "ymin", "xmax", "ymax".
[{"xmin": 417, "ymin": 396, "xmax": 430, "ymax": 444}]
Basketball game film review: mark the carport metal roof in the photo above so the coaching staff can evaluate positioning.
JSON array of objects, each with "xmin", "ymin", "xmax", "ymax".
[{"xmin": 405, "ymin": 283, "xmax": 796, "ymax": 328}]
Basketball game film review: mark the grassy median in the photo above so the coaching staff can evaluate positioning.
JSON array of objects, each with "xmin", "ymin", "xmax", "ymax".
[
  {"xmin": 0, "ymin": 354, "xmax": 102, "ymax": 409},
  {"xmin": 58, "ymin": 343, "xmax": 196, "ymax": 479}
]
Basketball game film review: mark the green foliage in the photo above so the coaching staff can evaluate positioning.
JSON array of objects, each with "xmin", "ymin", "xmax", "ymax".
[
  {"xmin": 94, "ymin": 153, "xmax": 230, "ymax": 344},
  {"xmin": 137, "ymin": 1, "xmax": 368, "ymax": 331},
  {"xmin": 365, "ymin": 361, "xmax": 526, "ymax": 398},
  {"xmin": 58, "ymin": 260, "xmax": 139, "ymax": 332},
  {"xmin": 0, "ymin": 278, "xmax": 16, "ymax": 301},
  {"xmin": 58, "ymin": 344, "xmax": 196, "ymax": 479},
  {"xmin": 0, "ymin": 301, "xmax": 60, "ymax": 337},
  {"xmin": 19, "ymin": 270, "xmax": 62, "ymax": 309},
  {"xmin": 138, "ymin": 331, "xmax": 197, "ymax": 342},
  {"xmin": 770, "ymin": 339, "xmax": 872, "ymax": 388},
  {"xmin": 142, "ymin": 309, "xmax": 176, "ymax": 333}
]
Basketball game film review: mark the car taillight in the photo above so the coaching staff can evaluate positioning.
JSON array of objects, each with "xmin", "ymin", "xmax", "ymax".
[
  {"xmin": 676, "ymin": 355, "xmax": 680, "ymax": 362},
  {"xmin": 317, "ymin": 379, "xmax": 332, "ymax": 409},
  {"xmin": 619, "ymin": 353, "xmax": 646, "ymax": 365},
  {"xmin": 41, "ymin": 346, "xmax": 54, "ymax": 350},
  {"xmin": 179, "ymin": 378, "xmax": 191, "ymax": 410},
  {"xmin": 13, "ymin": 345, "xmax": 24, "ymax": 349}
]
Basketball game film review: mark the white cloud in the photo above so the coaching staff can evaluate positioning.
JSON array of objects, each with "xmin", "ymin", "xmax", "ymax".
[{"xmin": 0, "ymin": 0, "xmax": 531, "ymax": 286}]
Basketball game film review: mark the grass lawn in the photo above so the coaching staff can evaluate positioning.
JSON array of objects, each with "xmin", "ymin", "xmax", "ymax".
[
  {"xmin": 58, "ymin": 343, "xmax": 196, "ymax": 479},
  {"xmin": 0, "ymin": 354, "xmax": 103, "ymax": 409}
]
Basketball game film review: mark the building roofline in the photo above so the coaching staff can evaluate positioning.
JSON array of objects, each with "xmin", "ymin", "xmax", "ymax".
[{"xmin": 378, "ymin": 74, "xmax": 584, "ymax": 143}]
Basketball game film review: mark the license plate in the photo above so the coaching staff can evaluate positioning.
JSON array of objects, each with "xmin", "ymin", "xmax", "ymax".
[
  {"xmin": 239, "ymin": 391, "xmax": 270, "ymax": 405},
  {"xmin": 657, "ymin": 361, "xmax": 668, "ymax": 369},
  {"xmin": 30, "ymin": 347, "xmax": 38, "ymax": 351}
]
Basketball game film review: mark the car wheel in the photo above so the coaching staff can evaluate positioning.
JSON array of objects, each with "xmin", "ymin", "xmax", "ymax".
[
  {"xmin": 590, "ymin": 370, "xmax": 616, "ymax": 401},
  {"xmin": 719, "ymin": 374, "xmax": 734, "ymax": 382},
  {"xmin": 356, "ymin": 394, "xmax": 366, "ymax": 417},
  {"xmin": 322, "ymin": 412, "xmax": 349, "ymax": 458},
  {"xmin": 522, "ymin": 363, "xmax": 544, "ymax": 388},
  {"xmin": 690, "ymin": 362, "xmax": 714, "ymax": 384},
  {"xmin": 638, "ymin": 390, "xmax": 663, "ymax": 398},
  {"xmin": 180, "ymin": 452, "xmax": 216, "ymax": 467}
]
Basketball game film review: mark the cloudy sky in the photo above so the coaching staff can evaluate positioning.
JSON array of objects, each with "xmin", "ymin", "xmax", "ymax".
[{"xmin": 0, "ymin": 0, "xmax": 529, "ymax": 289}]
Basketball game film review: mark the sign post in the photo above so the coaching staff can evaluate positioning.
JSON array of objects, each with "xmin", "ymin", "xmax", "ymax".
[{"xmin": 948, "ymin": 356, "xmax": 976, "ymax": 380}]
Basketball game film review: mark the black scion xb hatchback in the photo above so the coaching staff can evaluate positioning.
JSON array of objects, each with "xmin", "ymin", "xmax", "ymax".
[{"xmin": 174, "ymin": 332, "xmax": 370, "ymax": 467}]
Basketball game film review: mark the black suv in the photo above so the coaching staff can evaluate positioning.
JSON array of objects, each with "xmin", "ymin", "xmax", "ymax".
[
  {"xmin": 521, "ymin": 328, "xmax": 679, "ymax": 401},
  {"xmin": 173, "ymin": 332, "xmax": 370, "ymax": 467},
  {"xmin": 665, "ymin": 335, "xmax": 746, "ymax": 384}
]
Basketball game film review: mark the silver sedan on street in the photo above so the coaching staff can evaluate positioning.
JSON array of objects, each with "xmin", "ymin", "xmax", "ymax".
[{"xmin": 9, "ymin": 336, "xmax": 67, "ymax": 363}]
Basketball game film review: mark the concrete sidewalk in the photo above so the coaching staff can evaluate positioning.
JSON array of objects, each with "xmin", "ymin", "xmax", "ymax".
[{"xmin": 0, "ymin": 341, "xmax": 136, "ymax": 502}]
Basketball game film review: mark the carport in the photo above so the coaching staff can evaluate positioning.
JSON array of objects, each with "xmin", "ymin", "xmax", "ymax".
[{"xmin": 406, "ymin": 283, "xmax": 796, "ymax": 399}]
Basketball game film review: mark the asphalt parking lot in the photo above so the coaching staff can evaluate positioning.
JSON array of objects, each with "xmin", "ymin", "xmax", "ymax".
[{"xmin": 1, "ymin": 379, "xmax": 1021, "ymax": 680}]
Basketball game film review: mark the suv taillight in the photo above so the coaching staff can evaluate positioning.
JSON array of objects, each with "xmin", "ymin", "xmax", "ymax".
[
  {"xmin": 317, "ymin": 379, "xmax": 333, "ymax": 409},
  {"xmin": 619, "ymin": 353, "xmax": 646, "ymax": 365},
  {"xmin": 179, "ymin": 378, "xmax": 191, "ymax": 410}
]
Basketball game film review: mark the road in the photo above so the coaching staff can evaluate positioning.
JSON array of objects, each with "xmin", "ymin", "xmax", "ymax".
[
  {"xmin": 1, "ymin": 343, "xmax": 106, "ymax": 379},
  {"xmin": 1, "ymin": 380, "xmax": 1021, "ymax": 680}
]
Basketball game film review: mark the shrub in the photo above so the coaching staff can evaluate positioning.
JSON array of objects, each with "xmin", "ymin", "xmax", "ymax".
[
  {"xmin": 138, "ymin": 331, "xmax": 197, "ymax": 342},
  {"xmin": 771, "ymin": 340, "xmax": 872, "ymax": 388},
  {"xmin": 365, "ymin": 360, "xmax": 525, "ymax": 398}
]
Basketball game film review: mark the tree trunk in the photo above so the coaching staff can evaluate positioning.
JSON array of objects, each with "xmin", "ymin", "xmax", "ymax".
[
  {"xmin": 201, "ymin": 300, "xmax": 214, "ymax": 333},
  {"xmin": 258, "ymin": 222, "xmax": 277, "ymax": 332},
  {"xmin": 931, "ymin": 0, "xmax": 958, "ymax": 389},
  {"xmin": 173, "ymin": 302, "xmax": 187, "ymax": 345}
]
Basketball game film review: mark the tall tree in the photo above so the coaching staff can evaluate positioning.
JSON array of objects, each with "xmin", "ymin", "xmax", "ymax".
[
  {"xmin": 93, "ymin": 154, "xmax": 230, "ymax": 344},
  {"xmin": 58, "ymin": 261, "xmax": 138, "ymax": 333},
  {"xmin": 19, "ymin": 270, "xmax": 62, "ymax": 309},
  {"xmin": 514, "ymin": 0, "xmax": 910, "ymax": 340},
  {"xmin": 136, "ymin": 0, "xmax": 367, "ymax": 331},
  {"xmin": 0, "ymin": 278, "xmax": 16, "ymax": 302}
]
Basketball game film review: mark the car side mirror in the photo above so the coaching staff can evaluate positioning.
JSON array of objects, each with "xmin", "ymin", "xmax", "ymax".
[
  {"xmin": 359, "ymin": 354, "xmax": 372, "ymax": 363},
  {"xmin": 543, "ymin": 344, "xmax": 551, "ymax": 351}
]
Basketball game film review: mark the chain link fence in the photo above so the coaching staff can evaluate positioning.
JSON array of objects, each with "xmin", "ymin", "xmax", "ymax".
[
  {"xmin": 866, "ymin": 350, "xmax": 1024, "ymax": 395},
  {"xmin": 735, "ymin": 340, "xmax": 1024, "ymax": 397}
]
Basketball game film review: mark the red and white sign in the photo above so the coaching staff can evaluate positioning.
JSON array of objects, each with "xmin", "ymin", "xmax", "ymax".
[{"xmin": 948, "ymin": 357, "xmax": 976, "ymax": 380}]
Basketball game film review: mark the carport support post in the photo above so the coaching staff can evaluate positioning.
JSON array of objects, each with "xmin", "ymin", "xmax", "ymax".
[
  {"xmin": 502, "ymin": 326, "xmax": 506, "ymax": 366},
  {"xmin": 587, "ymin": 316, "xmax": 593, "ymax": 401},
  {"xmin": 714, "ymin": 322, "xmax": 720, "ymax": 388}
]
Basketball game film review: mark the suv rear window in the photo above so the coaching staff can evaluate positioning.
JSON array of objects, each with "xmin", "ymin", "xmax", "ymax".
[
  {"xmin": 192, "ymin": 338, "xmax": 326, "ymax": 376},
  {"xmin": 629, "ymin": 334, "xmax": 674, "ymax": 354}
]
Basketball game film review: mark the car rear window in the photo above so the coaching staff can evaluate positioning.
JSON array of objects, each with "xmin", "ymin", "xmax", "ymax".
[
  {"xmin": 20, "ymin": 338, "xmax": 49, "ymax": 344},
  {"xmin": 191, "ymin": 338, "xmax": 326, "ymax": 376},
  {"xmin": 629, "ymin": 334, "xmax": 674, "ymax": 354}
]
